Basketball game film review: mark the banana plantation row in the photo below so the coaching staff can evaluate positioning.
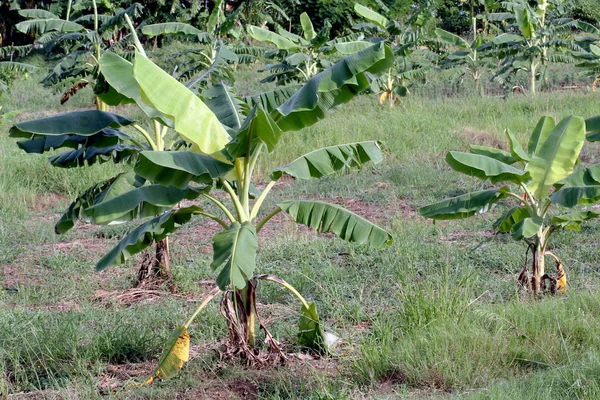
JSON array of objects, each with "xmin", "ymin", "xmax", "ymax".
[{"xmin": 1, "ymin": 0, "xmax": 600, "ymax": 99}]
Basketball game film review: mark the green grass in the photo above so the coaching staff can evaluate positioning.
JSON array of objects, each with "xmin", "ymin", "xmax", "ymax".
[{"xmin": 1, "ymin": 66, "xmax": 600, "ymax": 399}]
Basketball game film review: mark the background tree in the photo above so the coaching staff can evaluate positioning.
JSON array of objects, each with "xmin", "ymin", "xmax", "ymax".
[
  {"xmin": 15, "ymin": 2, "xmax": 144, "ymax": 108},
  {"xmin": 489, "ymin": 0, "xmax": 596, "ymax": 94},
  {"xmin": 353, "ymin": 2, "xmax": 437, "ymax": 106}
]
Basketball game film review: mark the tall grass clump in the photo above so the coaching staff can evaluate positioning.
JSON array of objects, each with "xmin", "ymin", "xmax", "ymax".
[{"xmin": 355, "ymin": 291, "xmax": 600, "ymax": 393}]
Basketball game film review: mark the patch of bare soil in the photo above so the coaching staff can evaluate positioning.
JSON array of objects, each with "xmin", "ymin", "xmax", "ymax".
[
  {"xmin": 28, "ymin": 193, "xmax": 67, "ymax": 213},
  {"xmin": 97, "ymin": 360, "xmax": 156, "ymax": 394},
  {"xmin": 441, "ymin": 229, "xmax": 496, "ymax": 245},
  {"xmin": 457, "ymin": 127, "xmax": 505, "ymax": 150},
  {"xmin": 177, "ymin": 379, "xmax": 258, "ymax": 400},
  {"xmin": 5, "ymin": 389, "xmax": 74, "ymax": 399},
  {"xmin": 323, "ymin": 196, "xmax": 417, "ymax": 221},
  {"xmin": 93, "ymin": 288, "xmax": 190, "ymax": 307},
  {"xmin": 3, "ymin": 264, "xmax": 44, "ymax": 288},
  {"xmin": 98, "ymin": 343, "xmax": 343, "ymax": 399}
]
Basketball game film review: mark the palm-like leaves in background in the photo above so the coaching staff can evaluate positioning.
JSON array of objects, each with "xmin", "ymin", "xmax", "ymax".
[{"xmin": 15, "ymin": 4, "xmax": 143, "ymax": 105}]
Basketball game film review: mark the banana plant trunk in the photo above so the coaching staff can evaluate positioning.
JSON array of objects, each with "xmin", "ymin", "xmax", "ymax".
[
  {"xmin": 531, "ymin": 241, "xmax": 545, "ymax": 294},
  {"xmin": 240, "ymin": 285, "xmax": 257, "ymax": 347},
  {"xmin": 153, "ymin": 237, "xmax": 170, "ymax": 276},
  {"xmin": 530, "ymin": 62, "xmax": 537, "ymax": 95},
  {"xmin": 135, "ymin": 237, "xmax": 171, "ymax": 287}
]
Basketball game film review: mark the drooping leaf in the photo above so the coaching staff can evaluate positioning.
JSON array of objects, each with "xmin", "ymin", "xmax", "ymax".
[
  {"xmin": 354, "ymin": 3, "xmax": 389, "ymax": 29},
  {"xmin": 14, "ymin": 126, "xmax": 129, "ymax": 153},
  {"xmin": 55, "ymin": 173, "xmax": 143, "ymax": 234},
  {"xmin": 16, "ymin": 19, "xmax": 85, "ymax": 34},
  {"xmin": 100, "ymin": 3, "xmax": 144, "ymax": 32},
  {"xmin": 334, "ymin": 41, "xmax": 374, "ymax": 54},
  {"xmin": 142, "ymin": 22, "xmax": 210, "ymax": 42},
  {"xmin": 298, "ymin": 302, "xmax": 326, "ymax": 353},
  {"xmin": 270, "ymin": 141, "xmax": 383, "ymax": 180},
  {"xmin": 83, "ymin": 185, "xmax": 207, "ymax": 225},
  {"xmin": 10, "ymin": 110, "xmax": 135, "ymax": 138},
  {"xmin": 274, "ymin": 42, "xmax": 393, "ymax": 131},
  {"xmin": 132, "ymin": 54, "xmax": 230, "ymax": 157},
  {"xmin": 550, "ymin": 186, "xmax": 600, "ymax": 207},
  {"xmin": 0, "ymin": 44, "xmax": 32, "ymax": 58},
  {"xmin": 18, "ymin": 9, "xmax": 58, "ymax": 19},
  {"xmin": 211, "ymin": 222, "xmax": 258, "ymax": 290},
  {"xmin": 526, "ymin": 116, "xmax": 586, "ymax": 199},
  {"xmin": 470, "ymin": 145, "xmax": 517, "ymax": 164},
  {"xmin": 557, "ymin": 164, "xmax": 600, "ymax": 187},
  {"xmin": 446, "ymin": 151, "xmax": 529, "ymax": 184},
  {"xmin": 150, "ymin": 325, "xmax": 190, "ymax": 380},
  {"xmin": 96, "ymin": 206, "xmax": 200, "ymax": 271},
  {"xmin": 273, "ymin": 26, "xmax": 307, "ymax": 46},
  {"xmin": 279, "ymin": 200, "xmax": 393, "ymax": 247},
  {"xmin": 551, "ymin": 211, "xmax": 600, "ymax": 230},
  {"xmin": 0, "ymin": 61, "xmax": 37, "ymax": 74},
  {"xmin": 492, "ymin": 33, "xmax": 523, "ymax": 45},
  {"xmin": 435, "ymin": 28, "xmax": 470, "ymax": 48},
  {"xmin": 419, "ymin": 188, "xmax": 509, "ymax": 220},
  {"xmin": 244, "ymin": 86, "xmax": 300, "ymax": 113},
  {"xmin": 135, "ymin": 151, "xmax": 233, "ymax": 189},
  {"xmin": 47, "ymin": 141, "xmax": 140, "ymax": 168}
]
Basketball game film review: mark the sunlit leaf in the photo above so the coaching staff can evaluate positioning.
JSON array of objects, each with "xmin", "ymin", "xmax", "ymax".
[
  {"xmin": 526, "ymin": 116, "xmax": 585, "ymax": 199},
  {"xmin": 270, "ymin": 141, "xmax": 383, "ymax": 180},
  {"xmin": 132, "ymin": 54, "xmax": 231, "ymax": 158},
  {"xmin": 279, "ymin": 200, "xmax": 393, "ymax": 247}
]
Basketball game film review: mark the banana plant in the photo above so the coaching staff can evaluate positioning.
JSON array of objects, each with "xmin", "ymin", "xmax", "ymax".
[
  {"xmin": 435, "ymin": 28, "xmax": 495, "ymax": 95},
  {"xmin": 0, "ymin": 44, "xmax": 36, "ymax": 93},
  {"xmin": 572, "ymin": 39, "xmax": 600, "ymax": 91},
  {"xmin": 15, "ymin": 2, "xmax": 143, "ymax": 108},
  {"xmin": 353, "ymin": 3, "xmax": 435, "ymax": 106},
  {"xmin": 11, "ymin": 38, "xmax": 394, "ymax": 374},
  {"xmin": 488, "ymin": 0, "xmax": 598, "ymax": 94},
  {"xmin": 420, "ymin": 115, "xmax": 600, "ymax": 294},
  {"xmin": 247, "ymin": 12, "xmax": 363, "ymax": 85}
]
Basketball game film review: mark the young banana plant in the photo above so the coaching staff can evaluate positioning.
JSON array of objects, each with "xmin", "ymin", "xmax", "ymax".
[
  {"xmin": 353, "ymin": 3, "xmax": 434, "ymax": 106},
  {"xmin": 420, "ymin": 115, "xmax": 600, "ymax": 294},
  {"xmin": 435, "ymin": 28, "xmax": 495, "ymax": 95},
  {"xmin": 247, "ymin": 12, "xmax": 364, "ymax": 85},
  {"xmin": 488, "ymin": 0, "xmax": 599, "ymax": 94},
  {"xmin": 10, "ymin": 38, "xmax": 394, "ymax": 377}
]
